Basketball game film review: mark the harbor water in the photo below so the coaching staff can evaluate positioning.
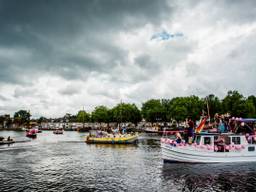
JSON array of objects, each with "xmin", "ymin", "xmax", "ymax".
[{"xmin": 0, "ymin": 131, "xmax": 256, "ymax": 192}]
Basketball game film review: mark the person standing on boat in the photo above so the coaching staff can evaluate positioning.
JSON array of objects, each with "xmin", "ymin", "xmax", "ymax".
[{"xmin": 187, "ymin": 118, "xmax": 194, "ymax": 144}]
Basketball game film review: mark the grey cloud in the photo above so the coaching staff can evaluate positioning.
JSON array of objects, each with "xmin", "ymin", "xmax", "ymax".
[
  {"xmin": 14, "ymin": 87, "xmax": 36, "ymax": 98},
  {"xmin": 59, "ymin": 85, "xmax": 81, "ymax": 96},
  {"xmin": 0, "ymin": 0, "xmax": 172, "ymax": 84},
  {"xmin": 0, "ymin": 94, "xmax": 8, "ymax": 101}
]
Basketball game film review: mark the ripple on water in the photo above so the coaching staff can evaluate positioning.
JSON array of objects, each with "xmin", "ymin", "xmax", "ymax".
[{"xmin": 1, "ymin": 131, "xmax": 256, "ymax": 191}]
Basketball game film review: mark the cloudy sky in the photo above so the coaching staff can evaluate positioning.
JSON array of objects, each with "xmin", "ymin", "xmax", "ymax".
[{"xmin": 0, "ymin": 0, "xmax": 256, "ymax": 118}]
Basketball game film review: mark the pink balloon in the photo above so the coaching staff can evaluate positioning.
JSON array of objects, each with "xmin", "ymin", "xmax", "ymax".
[{"xmin": 235, "ymin": 145, "xmax": 241, "ymax": 150}]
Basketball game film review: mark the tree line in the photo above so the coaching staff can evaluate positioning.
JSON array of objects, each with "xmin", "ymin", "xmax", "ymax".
[{"xmin": 1, "ymin": 90, "xmax": 256, "ymax": 127}]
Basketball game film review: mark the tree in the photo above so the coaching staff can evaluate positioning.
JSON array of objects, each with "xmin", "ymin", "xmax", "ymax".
[
  {"xmin": 76, "ymin": 110, "xmax": 90, "ymax": 122},
  {"xmin": 37, "ymin": 116, "xmax": 48, "ymax": 124},
  {"xmin": 111, "ymin": 103, "xmax": 141, "ymax": 125},
  {"xmin": 14, "ymin": 110, "xmax": 31, "ymax": 126},
  {"xmin": 244, "ymin": 99, "xmax": 256, "ymax": 118},
  {"xmin": 222, "ymin": 90, "xmax": 246, "ymax": 117},
  {"xmin": 248, "ymin": 95, "xmax": 256, "ymax": 113},
  {"xmin": 204, "ymin": 94, "xmax": 222, "ymax": 118},
  {"xmin": 167, "ymin": 96, "xmax": 203, "ymax": 122},
  {"xmin": 141, "ymin": 99, "xmax": 166, "ymax": 122},
  {"xmin": 91, "ymin": 106, "xmax": 110, "ymax": 123}
]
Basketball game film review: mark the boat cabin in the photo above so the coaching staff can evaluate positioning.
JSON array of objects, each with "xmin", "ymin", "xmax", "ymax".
[{"xmin": 194, "ymin": 133, "xmax": 255, "ymax": 152}]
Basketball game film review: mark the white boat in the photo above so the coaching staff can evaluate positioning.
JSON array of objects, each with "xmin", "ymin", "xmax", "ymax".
[{"xmin": 161, "ymin": 133, "xmax": 256, "ymax": 163}]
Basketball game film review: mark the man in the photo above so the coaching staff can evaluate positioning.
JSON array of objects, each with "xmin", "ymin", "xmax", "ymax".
[{"xmin": 187, "ymin": 118, "xmax": 194, "ymax": 144}]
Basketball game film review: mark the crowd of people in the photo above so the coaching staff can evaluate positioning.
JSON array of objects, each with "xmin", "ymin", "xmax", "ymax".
[{"xmin": 174, "ymin": 114, "xmax": 256, "ymax": 144}]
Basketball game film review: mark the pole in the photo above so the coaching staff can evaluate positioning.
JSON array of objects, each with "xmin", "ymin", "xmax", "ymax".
[
  {"xmin": 206, "ymin": 97, "xmax": 210, "ymax": 121},
  {"xmin": 82, "ymin": 106, "xmax": 85, "ymax": 129}
]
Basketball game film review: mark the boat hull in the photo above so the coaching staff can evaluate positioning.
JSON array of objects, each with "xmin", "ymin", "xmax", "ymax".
[
  {"xmin": 161, "ymin": 143, "xmax": 256, "ymax": 163},
  {"xmin": 86, "ymin": 135, "xmax": 138, "ymax": 144},
  {"xmin": 0, "ymin": 141, "xmax": 15, "ymax": 145},
  {"xmin": 26, "ymin": 134, "xmax": 37, "ymax": 138}
]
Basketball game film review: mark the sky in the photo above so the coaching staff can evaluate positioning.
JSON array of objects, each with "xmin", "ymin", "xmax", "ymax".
[{"xmin": 0, "ymin": 0, "xmax": 256, "ymax": 118}]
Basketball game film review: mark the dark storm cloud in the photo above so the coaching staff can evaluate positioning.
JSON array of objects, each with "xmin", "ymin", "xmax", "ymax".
[{"xmin": 0, "ymin": 0, "xmax": 172, "ymax": 84}]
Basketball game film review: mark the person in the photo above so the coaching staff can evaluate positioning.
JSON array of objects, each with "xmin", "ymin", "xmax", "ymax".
[
  {"xmin": 214, "ymin": 135, "xmax": 225, "ymax": 152},
  {"xmin": 175, "ymin": 132, "xmax": 182, "ymax": 143},
  {"xmin": 187, "ymin": 118, "xmax": 194, "ymax": 144},
  {"xmin": 7, "ymin": 136, "xmax": 11, "ymax": 141}
]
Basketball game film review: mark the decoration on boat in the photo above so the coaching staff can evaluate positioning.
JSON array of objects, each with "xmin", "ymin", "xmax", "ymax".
[{"xmin": 195, "ymin": 116, "xmax": 208, "ymax": 133}]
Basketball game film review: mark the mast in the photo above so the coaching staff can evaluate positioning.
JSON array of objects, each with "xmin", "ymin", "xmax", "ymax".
[
  {"xmin": 206, "ymin": 96, "xmax": 210, "ymax": 121},
  {"xmin": 82, "ymin": 106, "xmax": 85, "ymax": 129}
]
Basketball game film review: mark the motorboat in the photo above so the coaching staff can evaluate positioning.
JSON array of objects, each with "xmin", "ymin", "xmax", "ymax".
[
  {"xmin": 53, "ymin": 129, "xmax": 63, "ymax": 134},
  {"xmin": 86, "ymin": 131, "xmax": 138, "ymax": 144},
  {"xmin": 145, "ymin": 127, "xmax": 184, "ymax": 135},
  {"xmin": 161, "ymin": 118, "xmax": 256, "ymax": 163},
  {"xmin": 26, "ymin": 129, "xmax": 37, "ymax": 138},
  {"xmin": 0, "ymin": 137, "xmax": 15, "ymax": 145}
]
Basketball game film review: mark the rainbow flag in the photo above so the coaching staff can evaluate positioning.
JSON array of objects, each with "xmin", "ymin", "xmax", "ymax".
[{"xmin": 195, "ymin": 116, "xmax": 208, "ymax": 133}]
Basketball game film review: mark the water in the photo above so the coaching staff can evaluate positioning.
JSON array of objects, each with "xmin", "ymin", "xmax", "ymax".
[{"xmin": 0, "ymin": 131, "xmax": 256, "ymax": 192}]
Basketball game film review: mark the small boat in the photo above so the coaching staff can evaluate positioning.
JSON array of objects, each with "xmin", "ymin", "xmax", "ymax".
[
  {"xmin": 145, "ymin": 127, "xmax": 184, "ymax": 135},
  {"xmin": 161, "ymin": 118, "xmax": 256, "ymax": 163},
  {"xmin": 0, "ymin": 140, "xmax": 15, "ymax": 145},
  {"xmin": 26, "ymin": 129, "xmax": 37, "ymax": 138},
  {"xmin": 77, "ymin": 127, "xmax": 91, "ymax": 132},
  {"xmin": 0, "ymin": 137, "xmax": 15, "ymax": 145},
  {"xmin": 53, "ymin": 129, "xmax": 63, "ymax": 134},
  {"xmin": 37, "ymin": 129, "xmax": 42, "ymax": 133},
  {"xmin": 86, "ymin": 131, "xmax": 138, "ymax": 144}
]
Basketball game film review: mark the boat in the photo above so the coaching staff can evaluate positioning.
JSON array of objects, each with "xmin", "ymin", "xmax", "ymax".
[
  {"xmin": 53, "ymin": 129, "xmax": 63, "ymax": 134},
  {"xmin": 145, "ymin": 127, "xmax": 184, "ymax": 135},
  {"xmin": 86, "ymin": 131, "xmax": 138, "ymax": 144},
  {"xmin": 77, "ymin": 126, "xmax": 91, "ymax": 132},
  {"xmin": 161, "ymin": 118, "xmax": 256, "ymax": 163},
  {"xmin": 0, "ymin": 137, "xmax": 15, "ymax": 145},
  {"xmin": 26, "ymin": 129, "xmax": 37, "ymax": 138}
]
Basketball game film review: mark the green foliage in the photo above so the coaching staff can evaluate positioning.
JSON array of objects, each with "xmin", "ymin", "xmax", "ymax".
[
  {"xmin": 167, "ymin": 96, "xmax": 203, "ymax": 121},
  {"xmin": 204, "ymin": 94, "xmax": 222, "ymax": 118},
  {"xmin": 11, "ymin": 90, "xmax": 256, "ymax": 124},
  {"xmin": 91, "ymin": 106, "xmax": 110, "ymax": 123},
  {"xmin": 222, "ymin": 90, "xmax": 246, "ymax": 116},
  {"xmin": 76, "ymin": 110, "xmax": 90, "ymax": 122},
  {"xmin": 14, "ymin": 110, "xmax": 31, "ymax": 125},
  {"xmin": 37, "ymin": 116, "xmax": 48, "ymax": 124},
  {"xmin": 141, "ymin": 99, "xmax": 166, "ymax": 122},
  {"xmin": 112, "ymin": 103, "xmax": 142, "ymax": 124}
]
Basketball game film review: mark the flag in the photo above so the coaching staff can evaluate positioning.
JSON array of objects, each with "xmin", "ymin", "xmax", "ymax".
[{"xmin": 195, "ymin": 116, "xmax": 208, "ymax": 133}]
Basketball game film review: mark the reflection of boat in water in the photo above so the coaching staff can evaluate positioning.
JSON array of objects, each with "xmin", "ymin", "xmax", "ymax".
[
  {"xmin": 86, "ymin": 131, "xmax": 138, "ymax": 144},
  {"xmin": 162, "ymin": 118, "xmax": 256, "ymax": 163},
  {"xmin": 53, "ymin": 129, "xmax": 63, "ymax": 134},
  {"xmin": 26, "ymin": 129, "xmax": 37, "ymax": 138}
]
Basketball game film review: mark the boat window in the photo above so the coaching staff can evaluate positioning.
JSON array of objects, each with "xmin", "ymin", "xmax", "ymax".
[
  {"xmin": 248, "ymin": 146, "xmax": 255, "ymax": 152},
  {"xmin": 204, "ymin": 137, "xmax": 211, "ymax": 145},
  {"xmin": 196, "ymin": 136, "xmax": 201, "ymax": 145},
  {"xmin": 232, "ymin": 137, "xmax": 241, "ymax": 145},
  {"xmin": 225, "ymin": 137, "xmax": 231, "ymax": 145}
]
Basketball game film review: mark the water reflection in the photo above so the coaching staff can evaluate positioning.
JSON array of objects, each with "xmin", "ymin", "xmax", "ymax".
[
  {"xmin": 1, "ymin": 131, "xmax": 256, "ymax": 191},
  {"xmin": 162, "ymin": 162, "xmax": 256, "ymax": 191}
]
